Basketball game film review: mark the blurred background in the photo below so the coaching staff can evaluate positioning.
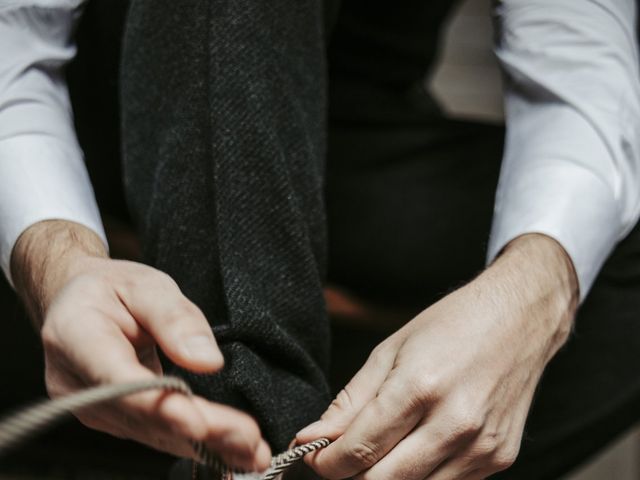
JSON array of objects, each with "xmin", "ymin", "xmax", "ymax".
[{"xmin": 0, "ymin": 0, "xmax": 638, "ymax": 478}]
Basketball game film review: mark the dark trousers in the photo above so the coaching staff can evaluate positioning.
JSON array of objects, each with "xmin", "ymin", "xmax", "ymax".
[{"xmin": 119, "ymin": 0, "xmax": 640, "ymax": 478}]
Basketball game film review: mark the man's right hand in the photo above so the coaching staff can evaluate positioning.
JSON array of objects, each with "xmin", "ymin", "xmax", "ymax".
[{"xmin": 10, "ymin": 220, "xmax": 271, "ymax": 472}]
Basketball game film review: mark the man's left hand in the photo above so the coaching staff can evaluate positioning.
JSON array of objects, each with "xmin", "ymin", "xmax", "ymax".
[{"xmin": 297, "ymin": 234, "xmax": 578, "ymax": 479}]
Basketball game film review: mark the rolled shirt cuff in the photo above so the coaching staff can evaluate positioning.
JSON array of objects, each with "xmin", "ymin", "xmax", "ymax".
[
  {"xmin": 487, "ymin": 162, "xmax": 620, "ymax": 303},
  {"xmin": 0, "ymin": 135, "xmax": 107, "ymax": 287}
]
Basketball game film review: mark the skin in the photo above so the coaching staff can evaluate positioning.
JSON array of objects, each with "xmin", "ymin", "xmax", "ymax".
[
  {"xmin": 12, "ymin": 220, "xmax": 578, "ymax": 478},
  {"xmin": 297, "ymin": 233, "xmax": 578, "ymax": 479},
  {"xmin": 10, "ymin": 220, "xmax": 271, "ymax": 473}
]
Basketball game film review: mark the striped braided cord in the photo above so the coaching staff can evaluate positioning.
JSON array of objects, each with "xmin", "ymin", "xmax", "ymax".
[
  {"xmin": 0, "ymin": 376, "xmax": 191, "ymax": 454},
  {"xmin": 0, "ymin": 376, "xmax": 330, "ymax": 480},
  {"xmin": 262, "ymin": 438, "xmax": 330, "ymax": 480}
]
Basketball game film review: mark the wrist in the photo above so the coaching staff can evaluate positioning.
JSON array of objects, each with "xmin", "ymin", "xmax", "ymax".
[
  {"xmin": 480, "ymin": 233, "xmax": 579, "ymax": 355},
  {"xmin": 11, "ymin": 220, "xmax": 108, "ymax": 326},
  {"xmin": 500, "ymin": 233, "xmax": 578, "ymax": 305}
]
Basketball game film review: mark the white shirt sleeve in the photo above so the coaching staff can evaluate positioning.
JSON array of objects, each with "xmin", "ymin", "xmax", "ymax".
[
  {"xmin": 488, "ymin": 0, "xmax": 640, "ymax": 301},
  {"xmin": 0, "ymin": 0, "xmax": 107, "ymax": 286}
]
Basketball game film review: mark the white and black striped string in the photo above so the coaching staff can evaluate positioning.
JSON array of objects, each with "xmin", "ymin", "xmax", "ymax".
[{"xmin": 0, "ymin": 376, "xmax": 329, "ymax": 480}]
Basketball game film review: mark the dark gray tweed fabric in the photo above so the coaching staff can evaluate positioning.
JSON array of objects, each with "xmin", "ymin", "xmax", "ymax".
[{"xmin": 120, "ymin": 0, "xmax": 330, "ymax": 451}]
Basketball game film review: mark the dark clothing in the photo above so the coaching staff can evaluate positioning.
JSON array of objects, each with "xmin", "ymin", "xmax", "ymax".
[
  {"xmin": 118, "ymin": 0, "xmax": 640, "ymax": 478},
  {"xmin": 1, "ymin": 0, "xmax": 639, "ymax": 479},
  {"xmin": 122, "ymin": 0, "xmax": 332, "ymax": 452},
  {"xmin": 119, "ymin": 0, "xmax": 462, "ymax": 451}
]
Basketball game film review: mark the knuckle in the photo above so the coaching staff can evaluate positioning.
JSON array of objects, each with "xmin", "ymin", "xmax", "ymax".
[
  {"xmin": 473, "ymin": 435, "xmax": 500, "ymax": 457},
  {"xmin": 372, "ymin": 374, "xmax": 439, "ymax": 419},
  {"xmin": 492, "ymin": 445, "xmax": 519, "ymax": 471},
  {"xmin": 329, "ymin": 387, "xmax": 356, "ymax": 413},
  {"xmin": 346, "ymin": 440, "xmax": 381, "ymax": 470},
  {"xmin": 459, "ymin": 417, "xmax": 484, "ymax": 438},
  {"xmin": 139, "ymin": 269, "xmax": 165, "ymax": 289},
  {"xmin": 492, "ymin": 455, "xmax": 515, "ymax": 472},
  {"xmin": 149, "ymin": 269, "xmax": 179, "ymax": 289},
  {"xmin": 41, "ymin": 326, "xmax": 68, "ymax": 364},
  {"xmin": 450, "ymin": 412, "xmax": 484, "ymax": 440},
  {"xmin": 122, "ymin": 267, "xmax": 173, "ymax": 293},
  {"xmin": 410, "ymin": 374, "xmax": 442, "ymax": 402},
  {"xmin": 390, "ymin": 374, "xmax": 441, "ymax": 413},
  {"xmin": 43, "ymin": 364, "xmax": 75, "ymax": 400},
  {"xmin": 368, "ymin": 342, "xmax": 393, "ymax": 364},
  {"xmin": 117, "ymin": 272, "xmax": 140, "ymax": 295},
  {"xmin": 76, "ymin": 411, "xmax": 103, "ymax": 432},
  {"xmin": 40, "ymin": 323, "xmax": 58, "ymax": 349}
]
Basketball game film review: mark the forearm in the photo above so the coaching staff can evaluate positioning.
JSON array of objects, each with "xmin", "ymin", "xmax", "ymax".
[{"xmin": 11, "ymin": 220, "xmax": 108, "ymax": 326}]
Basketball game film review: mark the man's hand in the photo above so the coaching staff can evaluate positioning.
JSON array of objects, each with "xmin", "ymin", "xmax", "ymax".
[
  {"xmin": 297, "ymin": 234, "xmax": 578, "ymax": 479},
  {"xmin": 11, "ymin": 220, "xmax": 271, "ymax": 472}
]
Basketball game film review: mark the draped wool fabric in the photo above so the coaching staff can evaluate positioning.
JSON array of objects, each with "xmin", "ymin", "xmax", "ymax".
[{"xmin": 120, "ymin": 0, "xmax": 331, "ymax": 451}]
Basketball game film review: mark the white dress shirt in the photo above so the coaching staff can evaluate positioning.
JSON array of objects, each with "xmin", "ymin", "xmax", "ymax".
[
  {"xmin": 0, "ymin": 0, "xmax": 106, "ymax": 286},
  {"xmin": 488, "ymin": 0, "xmax": 640, "ymax": 300},
  {"xmin": 0, "ymin": 0, "xmax": 638, "ymax": 301}
]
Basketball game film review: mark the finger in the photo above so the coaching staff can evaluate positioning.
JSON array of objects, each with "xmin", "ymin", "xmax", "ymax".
[
  {"xmin": 305, "ymin": 375, "xmax": 426, "ymax": 479},
  {"xmin": 77, "ymin": 406, "xmax": 198, "ymax": 459},
  {"xmin": 116, "ymin": 392, "xmax": 271, "ymax": 472},
  {"xmin": 44, "ymin": 356, "xmax": 134, "ymax": 441},
  {"xmin": 460, "ymin": 473, "xmax": 486, "ymax": 480},
  {"xmin": 44, "ymin": 273, "xmax": 264, "ymax": 466},
  {"xmin": 49, "ymin": 304, "xmax": 264, "ymax": 468},
  {"xmin": 47, "ymin": 311, "xmax": 214, "ymax": 453},
  {"xmin": 419, "ymin": 456, "xmax": 477, "ymax": 480},
  {"xmin": 421, "ymin": 450, "xmax": 484, "ymax": 480},
  {"xmin": 427, "ymin": 469, "xmax": 485, "ymax": 480},
  {"xmin": 427, "ymin": 444, "xmax": 508, "ymax": 480},
  {"xmin": 417, "ymin": 420, "xmax": 522, "ymax": 480},
  {"xmin": 456, "ymin": 388, "xmax": 531, "ymax": 479},
  {"xmin": 190, "ymin": 396, "xmax": 272, "ymax": 472},
  {"xmin": 91, "ymin": 391, "xmax": 270, "ymax": 470},
  {"xmin": 75, "ymin": 384, "xmax": 270, "ymax": 471},
  {"xmin": 136, "ymin": 345, "xmax": 163, "ymax": 375},
  {"xmin": 296, "ymin": 341, "xmax": 398, "ymax": 443},
  {"xmin": 44, "ymin": 351, "xmax": 90, "ymax": 398},
  {"xmin": 350, "ymin": 412, "xmax": 473, "ymax": 480},
  {"xmin": 66, "ymin": 373, "xmax": 207, "ymax": 459},
  {"xmin": 115, "ymin": 267, "xmax": 224, "ymax": 372}
]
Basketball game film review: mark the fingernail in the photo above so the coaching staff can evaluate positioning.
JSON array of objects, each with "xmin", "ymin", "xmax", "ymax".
[
  {"xmin": 180, "ymin": 335, "xmax": 223, "ymax": 365},
  {"xmin": 296, "ymin": 420, "xmax": 322, "ymax": 438}
]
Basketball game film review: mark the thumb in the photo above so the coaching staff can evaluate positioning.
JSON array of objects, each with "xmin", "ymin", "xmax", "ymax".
[
  {"xmin": 296, "ymin": 343, "xmax": 397, "ymax": 442},
  {"xmin": 117, "ymin": 268, "xmax": 224, "ymax": 373}
]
